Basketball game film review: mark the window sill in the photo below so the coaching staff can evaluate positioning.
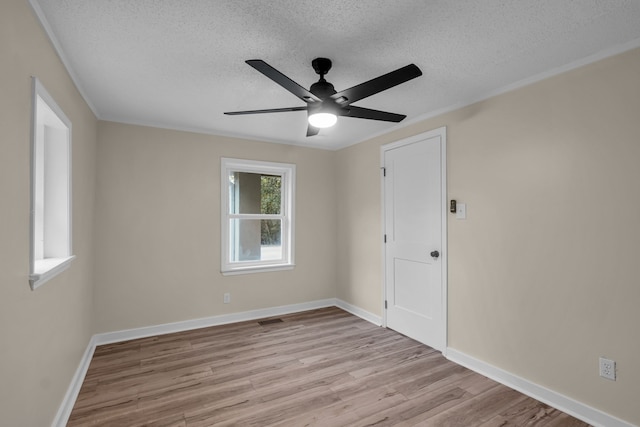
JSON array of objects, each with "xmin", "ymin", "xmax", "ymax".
[
  {"xmin": 221, "ymin": 264, "xmax": 294, "ymax": 276},
  {"xmin": 29, "ymin": 255, "xmax": 76, "ymax": 290}
]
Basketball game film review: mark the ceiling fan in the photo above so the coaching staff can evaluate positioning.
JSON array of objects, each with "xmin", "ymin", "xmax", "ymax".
[{"xmin": 224, "ymin": 58, "xmax": 422, "ymax": 137}]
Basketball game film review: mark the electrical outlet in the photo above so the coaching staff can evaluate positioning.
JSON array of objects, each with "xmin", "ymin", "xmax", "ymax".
[
  {"xmin": 599, "ymin": 357, "xmax": 616, "ymax": 381},
  {"xmin": 223, "ymin": 293, "xmax": 231, "ymax": 304}
]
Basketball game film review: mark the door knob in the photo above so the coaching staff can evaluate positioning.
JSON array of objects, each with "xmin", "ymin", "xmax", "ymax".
[{"xmin": 430, "ymin": 250, "xmax": 440, "ymax": 259}]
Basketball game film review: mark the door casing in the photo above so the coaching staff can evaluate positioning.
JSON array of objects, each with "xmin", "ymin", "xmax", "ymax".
[{"xmin": 380, "ymin": 126, "xmax": 447, "ymax": 353}]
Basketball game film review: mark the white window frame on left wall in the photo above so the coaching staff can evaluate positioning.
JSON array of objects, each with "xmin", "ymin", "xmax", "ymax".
[{"xmin": 29, "ymin": 77, "xmax": 75, "ymax": 290}]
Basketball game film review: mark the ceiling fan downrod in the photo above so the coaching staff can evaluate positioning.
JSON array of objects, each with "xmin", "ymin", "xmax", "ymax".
[{"xmin": 310, "ymin": 58, "xmax": 337, "ymax": 99}]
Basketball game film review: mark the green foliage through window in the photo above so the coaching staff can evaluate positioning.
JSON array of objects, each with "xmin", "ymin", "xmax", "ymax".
[{"xmin": 261, "ymin": 175, "xmax": 281, "ymax": 244}]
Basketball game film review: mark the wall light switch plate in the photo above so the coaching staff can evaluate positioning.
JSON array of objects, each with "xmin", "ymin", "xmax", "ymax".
[{"xmin": 456, "ymin": 203, "xmax": 466, "ymax": 220}]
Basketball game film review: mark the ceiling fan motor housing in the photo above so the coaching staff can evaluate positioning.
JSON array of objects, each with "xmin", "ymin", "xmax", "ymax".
[{"xmin": 310, "ymin": 80, "xmax": 336, "ymax": 99}]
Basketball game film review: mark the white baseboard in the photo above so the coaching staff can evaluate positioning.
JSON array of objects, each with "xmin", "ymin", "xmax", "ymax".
[
  {"xmin": 94, "ymin": 298, "xmax": 337, "ymax": 345},
  {"xmin": 53, "ymin": 298, "xmax": 388, "ymax": 426},
  {"xmin": 55, "ymin": 305, "xmax": 634, "ymax": 427},
  {"xmin": 334, "ymin": 298, "xmax": 382, "ymax": 326},
  {"xmin": 51, "ymin": 336, "xmax": 96, "ymax": 427},
  {"xmin": 446, "ymin": 348, "xmax": 635, "ymax": 427}
]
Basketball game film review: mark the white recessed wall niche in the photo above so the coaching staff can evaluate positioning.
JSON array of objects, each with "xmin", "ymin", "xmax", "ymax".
[{"xmin": 29, "ymin": 77, "xmax": 75, "ymax": 290}]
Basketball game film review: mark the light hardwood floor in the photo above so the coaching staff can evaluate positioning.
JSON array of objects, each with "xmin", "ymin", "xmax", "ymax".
[{"xmin": 68, "ymin": 307, "xmax": 591, "ymax": 426}]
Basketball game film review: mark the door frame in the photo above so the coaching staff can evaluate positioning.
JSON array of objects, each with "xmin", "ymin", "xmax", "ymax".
[{"xmin": 380, "ymin": 126, "xmax": 448, "ymax": 353}]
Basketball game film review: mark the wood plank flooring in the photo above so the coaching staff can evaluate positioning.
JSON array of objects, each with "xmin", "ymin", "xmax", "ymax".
[{"xmin": 68, "ymin": 307, "xmax": 591, "ymax": 426}]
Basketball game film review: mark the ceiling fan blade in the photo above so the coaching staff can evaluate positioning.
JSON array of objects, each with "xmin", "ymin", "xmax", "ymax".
[
  {"xmin": 306, "ymin": 124, "xmax": 320, "ymax": 137},
  {"xmin": 332, "ymin": 64, "xmax": 422, "ymax": 105},
  {"xmin": 339, "ymin": 106, "xmax": 406, "ymax": 122},
  {"xmin": 246, "ymin": 60, "xmax": 321, "ymax": 103},
  {"xmin": 224, "ymin": 106, "xmax": 307, "ymax": 115}
]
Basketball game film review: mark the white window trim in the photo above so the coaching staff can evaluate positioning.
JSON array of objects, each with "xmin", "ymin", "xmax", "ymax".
[
  {"xmin": 220, "ymin": 158, "xmax": 295, "ymax": 275},
  {"xmin": 29, "ymin": 77, "xmax": 75, "ymax": 290}
]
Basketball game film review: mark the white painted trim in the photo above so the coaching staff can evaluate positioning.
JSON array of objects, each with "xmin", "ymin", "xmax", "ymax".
[
  {"xmin": 27, "ymin": 0, "xmax": 99, "ymax": 117},
  {"xmin": 446, "ymin": 348, "xmax": 636, "ymax": 427},
  {"xmin": 52, "ymin": 299, "xmax": 337, "ymax": 425},
  {"xmin": 92, "ymin": 299, "xmax": 383, "ymax": 346},
  {"xmin": 30, "ymin": 255, "xmax": 76, "ymax": 290},
  {"xmin": 53, "ymin": 302, "xmax": 636, "ymax": 427},
  {"xmin": 379, "ymin": 151, "xmax": 388, "ymax": 328},
  {"xmin": 341, "ymin": 38, "xmax": 640, "ymax": 151},
  {"xmin": 51, "ymin": 336, "xmax": 96, "ymax": 427},
  {"xmin": 96, "ymin": 115, "xmax": 341, "ymax": 151},
  {"xmin": 221, "ymin": 264, "xmax": 295, "ymax": 276},
  {"xmin": 25, "ymin": 0, "xmax": 640, "ymax": 154},
  {"xmin": 440, "ymin": 127, "xmax": 448, "ymax": 357},
  {"xmin": 380, "ymin": 127, "xmax": 448, "ymax": 352},
  {"xmin": 94, "ymin": 299, "xmax": 335, "ymax": 345},
  {"xmin": 28, "ymin": 0, "xmax": 640, "ymax": 155},
  {"xmin": 53, "ymin": 298, "xmax": 379, "ymax": 425},
  {"xmin": 96, "ymin": 34, "xmax": 640, "ymax": 154},
  {"xmin": 97, "ymin": 38, "xmax": 640, "ymax": 153},
  {"xmin": 92, "ymin": 299, "xmax": 381, "ymax": 347},
  {"xmin": 335, "ymin": 299, "xmax": 382, "ymax": 326},
  {"xmin": 220, "ymin": 157, "xmax": 296, "ymax": 275},
  {"xmin": 30, "ymin": 77, "xmax": 75, "ymax": 291}
]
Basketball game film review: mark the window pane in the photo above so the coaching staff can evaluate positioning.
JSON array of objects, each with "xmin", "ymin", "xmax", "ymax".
[
  {"xmin": 260, "ymin": 175, "xmax": 281, "ymax": 215},
  {"xmin": 230, "ymin": 219, "xmax": 283, "ymax": 262},
  {"xmin": 229, "ymin": 172, "xmax": 281, "ymax": 214}
]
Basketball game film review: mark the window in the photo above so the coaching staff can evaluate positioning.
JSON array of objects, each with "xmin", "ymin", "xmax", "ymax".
[
  {"xmin": 29, "ymin": 77, "xmax": 74, "ymax": 290},
  {"xmin": 221, "ymin": 158, "xmax": 295, "ymax": 274}
]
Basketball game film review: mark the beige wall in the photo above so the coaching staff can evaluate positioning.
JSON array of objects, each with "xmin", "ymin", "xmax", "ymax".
[
  {"xmin": 335, "ymin": 48, "xmax": 640, "ymax": 424},
  {"xmin": 93, "ymin": 122, "xmax": 337, "ymax": 333},
  {"xmin": 0, "ymin": 1, "xmax": 98, "ymax": 425},
  {"xmin": 3, "ymin": 0, "xmax": 639, "ymax": 424}
]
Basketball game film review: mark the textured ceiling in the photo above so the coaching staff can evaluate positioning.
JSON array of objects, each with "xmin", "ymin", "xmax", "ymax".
[{"xmin": 31, "ymin": 0, "xmax": 640, "ymax": 150}]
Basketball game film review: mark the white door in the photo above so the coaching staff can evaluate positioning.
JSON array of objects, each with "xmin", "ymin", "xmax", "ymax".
[{"xmin": 383, "ymin": 128, "xmax": 446, "ymax": 351}]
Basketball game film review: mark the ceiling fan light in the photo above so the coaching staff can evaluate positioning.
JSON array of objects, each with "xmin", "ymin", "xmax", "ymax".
[{"xmin": 308, "ymin": 112, "xmax": 337, "ymax": 128}]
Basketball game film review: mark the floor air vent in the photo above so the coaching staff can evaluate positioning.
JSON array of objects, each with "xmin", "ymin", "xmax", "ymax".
[{"xmin": 258, "ymin": 318, "xmax": 283, "ymax": 325}]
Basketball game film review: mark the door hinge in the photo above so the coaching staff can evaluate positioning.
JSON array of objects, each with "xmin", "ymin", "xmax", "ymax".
[
  {"xmin": 384, "ymin": 234, "xmax": 387, "ymax": 243},
  {"xmin": 385, "ymin": 300, "xmax": 388, "ymax": 309},
  {"xmin": 381, "ymin": 167, "xmax": 386, "ymax": 177}
]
